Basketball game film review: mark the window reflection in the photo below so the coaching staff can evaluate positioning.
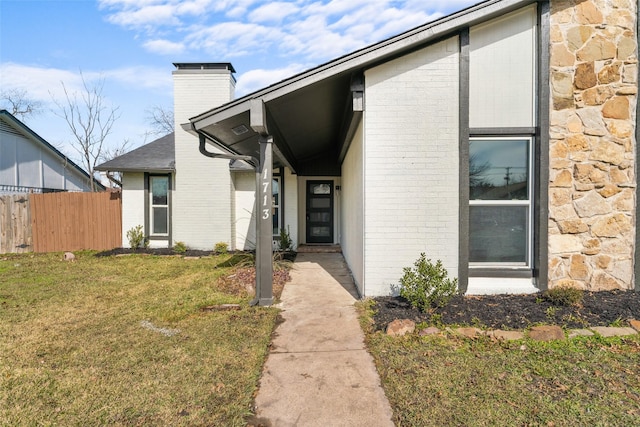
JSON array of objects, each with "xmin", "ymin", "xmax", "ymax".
[{"xmin": 470, "ymin": 139, "xmax": 529, "ymax": 200}]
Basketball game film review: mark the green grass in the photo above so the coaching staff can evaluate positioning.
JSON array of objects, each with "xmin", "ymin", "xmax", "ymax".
[
  {"xmin": 359, "ymin": 302, "xmax": 640, "ymax": 427},
  {"xmin": 0, "ymin": 252, "xmax": 278, "ymax": 426}
]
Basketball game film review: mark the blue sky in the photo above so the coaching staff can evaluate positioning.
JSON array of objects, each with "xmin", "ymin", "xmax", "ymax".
[{"xmin": 1, "ymin": 0, "xmax": 479, "ymax": 167}]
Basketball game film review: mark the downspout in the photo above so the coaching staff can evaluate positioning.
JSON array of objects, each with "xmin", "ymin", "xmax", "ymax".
[{"xmin": 198, "ymin": 135, "xmax": 257, "ymax": 165}]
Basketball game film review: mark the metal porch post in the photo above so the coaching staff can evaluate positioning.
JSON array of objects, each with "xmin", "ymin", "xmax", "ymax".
[{"xmin": 254, "ymin": 135, "xmax": 274, "ymax": 306}]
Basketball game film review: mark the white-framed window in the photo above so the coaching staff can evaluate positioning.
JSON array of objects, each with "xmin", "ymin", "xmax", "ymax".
[
  {"xmin": 272, "ymin": 176, "xmax": 281, "ymax": 236},
  {"xmin": 149, "ymin": 175, "xmax": 169, "ymax": 236},
  {"xmin": 469, "ymin": 137, "xmax": 533, "ymax": 267}
]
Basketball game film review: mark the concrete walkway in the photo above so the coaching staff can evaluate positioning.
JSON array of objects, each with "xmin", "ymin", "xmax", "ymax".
[{"xmin": 253, "ymin": 253, "xmax": 395, "ymax": 426}]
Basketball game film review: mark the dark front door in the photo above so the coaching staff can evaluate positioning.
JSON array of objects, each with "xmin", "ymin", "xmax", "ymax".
[{"xmin": 306, "ymin": 181, "xmax": 334, "ymax": 244}]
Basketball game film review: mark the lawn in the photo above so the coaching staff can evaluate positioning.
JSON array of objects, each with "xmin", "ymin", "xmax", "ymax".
[
  {"xmin": 0, "ymin": 252, "xmax": 279, "ymax": 426},
  {"xmin": 360, "ymin": 302, "xmax": 640, "ymax": 426}
]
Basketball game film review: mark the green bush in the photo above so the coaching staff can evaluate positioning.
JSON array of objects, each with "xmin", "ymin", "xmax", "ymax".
[
  {"xmin": 126, "ymin": 225, "xmax": 147, "ymax": 249},
  {"xmin": 399, "ymin": 253, "xmax": 457, "ymax": 312},
  {"xmin": 173, "ymin": 241, "xmax": 187, "ymax": 254},
  {"xmin": 542, "ymin": 285, "xmax": 584, "ymax": 307},
  {"xmin": 214, "ymin": 242, "xmax": 229, "ymax": 254},
  {"xmin": 278, "ymin": 227, "xmax": 293, "ymax": 252}
]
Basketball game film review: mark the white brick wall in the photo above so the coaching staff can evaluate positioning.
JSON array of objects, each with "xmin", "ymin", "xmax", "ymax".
[
  {"xmin": 283, "ymin": 168, "xmax": 299, "ymax": 248},
  {"xmin": 341, "ymin": 121, "xmax": 364, "ymax": 294},
  {"xmin": 232, "ymin": 171, "xmax": 256, "ymax": 250},
  {"xmin": 172, "ymin": 69, "xmax": 235, "ymax": 249},
  {"xmin": 363, "ymin": 37, "xmax": 460, "ymax": 296},
  {"xmin": 121, "ymin": 172, "xmax": 145, "ymax": 248}
]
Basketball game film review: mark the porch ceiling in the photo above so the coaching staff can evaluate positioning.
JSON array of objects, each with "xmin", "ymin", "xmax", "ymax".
[{"xmin": 191, "ymin": 73, "xmax": 352, "ymax": 173}]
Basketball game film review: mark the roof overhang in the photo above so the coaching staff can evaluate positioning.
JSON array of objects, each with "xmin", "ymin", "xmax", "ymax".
[{"xmin": 187, "ymin": 0, "xmax": 536, "ymax": 175}]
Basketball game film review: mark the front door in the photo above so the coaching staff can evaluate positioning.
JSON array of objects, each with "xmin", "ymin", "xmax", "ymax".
[{"xmin": 306, "ymin": 181, "xmax": 334, "ymax": 243}]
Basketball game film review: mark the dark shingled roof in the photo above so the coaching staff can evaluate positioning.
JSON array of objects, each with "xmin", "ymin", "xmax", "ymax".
[{"xmin": 95, "ymin": 132, "xmax": 175, "ymax": 172}]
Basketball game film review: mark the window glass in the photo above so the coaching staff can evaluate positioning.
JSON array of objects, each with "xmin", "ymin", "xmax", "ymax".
[
  {"xmin": 469, "ymin": 139, "xmax": 529, "ymax": 200},
  {"xmin": 310, "ymin": 198, "xmax": 331, "ymax": 209},
  {"xmin": 152, "ymin": 207, "xmax": 168, "ymax": 234},
  {"xmin": 469, "ymin": 206, "xmax": 527, "ymax": 263},
  {"xmin": 151, "ymin": 177, "xmax": 168, "ymax": 205},
  {"xmin": 149, "ymin": 175, "xmax": 169, "ymax": 236},
  {"xmin": 272, "ymin": 177, "xmax": 280, "ymax": 236},
  {"xmin": 469, "ymin": 137, "xmax": 532, "ymax": 267},
  {"xmin": 310, "ymin": 226, "xmax": 331, "ymax": 237},
  {"xmin": 311, "ymin": 183, "xmax": 331, "ymax": 194}
]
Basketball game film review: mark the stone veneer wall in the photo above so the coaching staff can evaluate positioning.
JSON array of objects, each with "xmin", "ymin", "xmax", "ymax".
[{"xmin": 549, "ymin": 0, "xmax": 638, "ymax": 290}]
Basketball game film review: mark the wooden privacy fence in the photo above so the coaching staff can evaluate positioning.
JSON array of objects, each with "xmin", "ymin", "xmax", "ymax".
[
  {"xmin": 0, "ymin": 194, "xmax": 32, "ymax": 253},
  {"xmin": 0, "ymin": 192, "xmax": 122, "ymax": 253}
]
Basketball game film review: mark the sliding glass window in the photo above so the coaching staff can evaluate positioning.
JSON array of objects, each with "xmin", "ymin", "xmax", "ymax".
[{"xmin": 469, "ymin": 137, "xmax": 533, "ymax": 267}]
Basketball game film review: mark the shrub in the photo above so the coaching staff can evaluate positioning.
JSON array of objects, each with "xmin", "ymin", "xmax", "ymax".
[
  {"xmin": 173, "ymin": 241, "xmax": 187, "ymax": 254},
  {"xmin": 214, "ymin": 242, "xmax": 229, "ymax": 254},
  {"xmin": 278, "ymin": 227, "xmax": 293, "ymax": 252},
  {"xmin": 542, "ymin": 285, "xmax": 583, "ymax": 307},
  {"xmin": 126, "ymin": 225, "xmax": 147, "ymax": 249},
  {"xmin": 399, "ymin": 253, "xmax": 457, "ymax": 312}
]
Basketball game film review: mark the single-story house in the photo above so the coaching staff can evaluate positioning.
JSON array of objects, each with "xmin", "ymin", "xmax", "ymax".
[
  {"xmin": 0, "ymin": 109, "xmax": 102, "ymax": 193},
  {"xmin": 97, "ymin": 0, "xmax": 639, "ymax": 301}
]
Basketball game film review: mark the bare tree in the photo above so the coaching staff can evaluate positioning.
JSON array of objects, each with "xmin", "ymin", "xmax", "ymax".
[
  {"xmin": 98, "ymin": 138, "xmax": 133, "ymax": 188},
  {"xmin": 145, "ymin": 104, "xmax": 174, "ymax": 136},
  {"xmin": 0, "ymin": 88, "xmax": 42, "ymax": 120},
  {"xmin": 51, "ymin": 73, "xmax": 120, "ymax": 192}
]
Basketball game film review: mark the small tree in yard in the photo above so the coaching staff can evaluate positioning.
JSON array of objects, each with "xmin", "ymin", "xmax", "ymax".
[
  {"xmin": 399, "ymin": 253, "xmax": 458, "ymax": 312},
  {"xmin": 52, "ymin": 73, "xmax": 120, "ymax": 192}
]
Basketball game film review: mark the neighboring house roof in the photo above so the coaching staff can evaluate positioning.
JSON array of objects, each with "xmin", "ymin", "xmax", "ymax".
[
  {"xmin": 0, "ymin": 109, "xmax": 105, "ymax": 191},
  {"xmin": 186, "ymin": 0, "xmax": 534, "ymax": 175},
  {"xmin": 95, "ymin": 132, "xmax": 176, "ymax": 172}
]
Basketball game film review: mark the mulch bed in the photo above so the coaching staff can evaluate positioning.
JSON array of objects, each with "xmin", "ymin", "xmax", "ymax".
[{"xmin": 373, "ymin": 290, "xmax": 640, "ymax": 331}]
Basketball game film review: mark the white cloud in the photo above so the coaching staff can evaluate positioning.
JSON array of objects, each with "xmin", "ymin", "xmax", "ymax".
[
  {"xmin": 186, "ymin": 22, "xmax": 285, "ymax": 57},
  {"xmin": 103, "ymin": 66, "xmax": 172, "ymax": 92},
  {"xmin": 0, "ymin": 62, "xmax": 88, "ymax": 102},
  {"xmin": 98, "ymin": 0, "xmax": 484, "ymax": 79},
  {"xmin": 96, "ymin": 0, "xmax": 485, "ymax": 116},
  {"xmin": 0, "ymin": 63, "xmax": 171, "ymax": 103},
  {"xmin": 235, "ymin": 64, "xmax": 308, "ymax": 96},
  {"xmin": 143, "ymin": 39, "xmax": 186, "ymax": 55},
  {"xmin": 104, "ymin": 4, "xmax": 180, "ymax": 28},
  {"xmin": 248, "ymin": 2, "xmax": 300, "ymax": 24},
  {"xmin": 98, "ymin": 0, "xmax": 221, "ymax": 30}
]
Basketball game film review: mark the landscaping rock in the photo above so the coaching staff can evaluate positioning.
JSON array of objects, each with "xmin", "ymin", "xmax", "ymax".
[
  {"xmin": 629, "ymin": 319, "xmax": 640, "ymax": 331},
  {"xmin": 418, "ymin": 326, "xmax": 440, "ymax": 336},
  {"xmin": 568, "ymin": 329, "xmax": 595, "ymax": 339},
  {"xmin": 488, "ymin": 330, "xmax": 524, "ymax": 341},
  {"xmin": 590, "ymin": 326, "xmax": 637, "ymax": 337},
  {"xmin": 386, "ymin": 319, "xmax": 415, "ymax": 337},
  {"xmin": 529, "ymin": 325, "xmax": 565, "ymax": 341},
  {"xmin": 63, "ymin": 252, "xmax": 76, "ymax": 261}
]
